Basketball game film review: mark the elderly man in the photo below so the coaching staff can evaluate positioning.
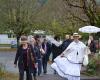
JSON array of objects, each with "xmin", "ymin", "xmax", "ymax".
[{"xmin": 60, "ymin": 35, "xmax": 72, "ymax": 53}]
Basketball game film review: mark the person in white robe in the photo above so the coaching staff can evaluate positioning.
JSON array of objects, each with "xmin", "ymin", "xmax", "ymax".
[{"xmin": 51, "ymin": 33, "xmax": 87, "ymax": 80}]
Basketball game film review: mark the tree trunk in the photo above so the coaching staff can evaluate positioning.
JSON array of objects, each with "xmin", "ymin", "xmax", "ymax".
[{"xmin": 16, "ymin": 36, "xmax": 20, "ymax": 47}]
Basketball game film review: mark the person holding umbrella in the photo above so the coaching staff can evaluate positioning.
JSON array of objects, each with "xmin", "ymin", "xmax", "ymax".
[{"xmin": 88, "ymin": 35, "xmax": 97, "ymax": 55}]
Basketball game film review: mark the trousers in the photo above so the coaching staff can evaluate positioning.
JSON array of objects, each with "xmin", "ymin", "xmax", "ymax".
[{"xmin": 19, "ymin": 68, "xmax": 32, "ymax": 80}]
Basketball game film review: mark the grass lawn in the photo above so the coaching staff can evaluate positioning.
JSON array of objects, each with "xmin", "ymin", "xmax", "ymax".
[
  {"xmin": 0, "ymin": 44, "xmax": 11, "ymax": 47},
  {"xmin": 0, "ymin": 67, "xmax": 18, "ymax": 80},
  {"xmin": 2, "ymin": 72, "xmax": 18, "ymax": 80}
]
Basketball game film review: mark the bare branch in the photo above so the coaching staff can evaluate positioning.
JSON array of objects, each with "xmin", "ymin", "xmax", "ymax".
[
  {"xmin": 70, "ymin": 12, "xmax": 89, "ymax": 23},
  {"xmin": 64, "ymin": 0, "xmax": 83, "ymax": 8}
]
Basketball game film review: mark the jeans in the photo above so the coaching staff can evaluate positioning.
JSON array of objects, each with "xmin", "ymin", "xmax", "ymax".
[
  {"xmin": 37, "ymin": 59, "xmax": 42, "ymax": 76},
  {"xmin": 42, "ymin": 55, "xmax": 48, "ymax": 73}
]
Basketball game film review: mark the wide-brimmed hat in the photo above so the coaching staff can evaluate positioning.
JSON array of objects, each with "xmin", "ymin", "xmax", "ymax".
[
  {"xmin": 73, "ymin": 33, "xmax": 80, "ymax": 37},
  {"xmin": 20, "ymin": 36, "xmax": 28, "ymax": 44}
]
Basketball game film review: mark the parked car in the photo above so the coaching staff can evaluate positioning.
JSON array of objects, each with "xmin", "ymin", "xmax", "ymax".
[{"xmin": 11, "ymin": 40, "xmax": 17, "ymax": 48}]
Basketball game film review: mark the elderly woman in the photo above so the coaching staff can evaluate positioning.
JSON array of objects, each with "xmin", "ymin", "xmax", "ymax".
[
  {"xmin": 51, "ymin": 33, "xmax": 87, "ymax": 80},
  {"xmin": 14, "ymin": 36, "xmax": 37, "ymax": 80}
]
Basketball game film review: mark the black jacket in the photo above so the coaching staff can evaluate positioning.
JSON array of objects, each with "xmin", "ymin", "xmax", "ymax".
[
  {"xmin": 60, "ymin": 39, "xmax": 72, "ymax": 53},
  {"xmin": 51, "ymin": 43, "xmax": 61, "ymax": 61},
  {"xmin": 42, "ymin": 42, "xmax": 52, "ymax": 61},
  {"xmin": 14, "ymin": 44, "xmax": 37, "ymax": 70}
]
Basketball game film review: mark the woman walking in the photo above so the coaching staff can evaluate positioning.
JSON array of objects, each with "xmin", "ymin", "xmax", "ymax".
[
  {"xmin": 60, "ymin": 33, "xmax": 87, "ymax": 80},
  {"xmin": 34, "ymin": 35, "xmax": 42, "ymax": 76},
  {"xmin": 14, "ymin": 36, "xmax": 37, "ymax": 80},
  {"xmin": 88, "ymin": 35, "xmax": 96, "ymax": 54},
  {"xmin": 51, "ymin": 33, "xmax": 87, "ymax": 80}
]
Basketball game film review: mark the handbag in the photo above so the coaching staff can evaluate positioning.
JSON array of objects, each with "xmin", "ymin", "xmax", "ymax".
[
  {"xmin": 86, "ymin": 46, "xmax": 91, "ymax": 55},
  {"xmin": 83, "ymin": 54, "xmax": 89, "ymax": 66}
]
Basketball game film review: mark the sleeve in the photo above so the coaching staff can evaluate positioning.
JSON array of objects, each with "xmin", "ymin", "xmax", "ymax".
[
  {"xmin": 85, "ymin": 45, "xmax": 90, "ymax": 55},
  {"xmin": 14, "ymin": 46, "xmax": 20, "ymax": 65},
  {"xmin": 31, "ymin": 45, "xmax": 37, "ymax": 63},
  {"xmin": 62, "ymin": 43, "xmax": 71, "ymax": 55}
]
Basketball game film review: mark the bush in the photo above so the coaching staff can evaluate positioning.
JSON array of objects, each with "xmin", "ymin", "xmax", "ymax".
[{"xmin": 86, "ymin": 54, "xmax": 100, "ymax": 76}]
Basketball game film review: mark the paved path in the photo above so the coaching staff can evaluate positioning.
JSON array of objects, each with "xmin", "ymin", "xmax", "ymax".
[
  {"xmin": 0, "ymin": 51, "xmax": 54, "ymax": 74},
  {"xmin": 0, "ymin": 51, "xmax": 100, "ymax": 80}
]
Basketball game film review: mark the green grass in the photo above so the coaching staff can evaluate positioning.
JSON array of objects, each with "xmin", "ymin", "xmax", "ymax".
[
  {"xmin": 0, "ymin": 48, "xmax": 16, "ymax": 51},
  {"xmin": 0, "ymin": 65, "xmax": 18, "ymax": 80},
  {"xmin": 0, "ymin": 44, "xmax": 11, "ymax": 47},
  {"xmin": 0, "ymin": 44, "xmax": 17, "ymax": 51}
]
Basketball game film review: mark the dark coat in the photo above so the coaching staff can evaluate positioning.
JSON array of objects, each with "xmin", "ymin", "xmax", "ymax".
[
  {"xmin": 34, "ymin": 44, "xmax": 42, "ymax": 60},
  {"xmin": 59, "ymin": 39, "xmax": 72, "ymax": 53},
  {"xmin": 42, "ymin": 42, "xmax": 52, "ymax": 61},
  {"xmin": 14, "ymin": 44, "xmax": 37, "ymax": 71},
  {"xmin": 89, "ymin": 40, "xmax": 96, "ymax": 53},
  {"xmin": 51, "ymin": 43, "xmax": 61, "ymax": 61}
]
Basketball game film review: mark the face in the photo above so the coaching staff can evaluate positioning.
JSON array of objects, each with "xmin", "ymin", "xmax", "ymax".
[
  {"xmin": 44, "ymin": 39, "xmax": 47, "ymax": 43},
  {"xmin": 65, "ymin": 35, "xmax": 69, "ymax": 40},
  {"xmin": 31, "ymin": 37, "xmax": 36, "ymax": 44},
  {"xmin": 73, "ymin": 36, "xmax": 79, "ymax": 41},
  {"xmin": 36, "ymin": 38, "xmax": 41, "ymax": 45},
  {"xmin": 89, "ymin": 36, "xmax": 93, "ymax": 40}
]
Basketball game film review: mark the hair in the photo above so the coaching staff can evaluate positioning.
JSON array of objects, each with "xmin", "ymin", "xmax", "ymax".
[
  {"xmin": 20, "ymin": 36, "xmax": 28, "ymax": 41},
  {"xmin": 54, "ymin": 35, "xmax": 60, "ymax": 41},
  {"xmin": 34, "ymin": 35, "xmax": 40, "ymax": 40}
]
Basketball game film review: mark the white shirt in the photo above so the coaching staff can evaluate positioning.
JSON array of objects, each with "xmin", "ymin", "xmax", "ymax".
[{"xmin": 63, "ymin": 41, "xmax": 86, "ymax": 64}]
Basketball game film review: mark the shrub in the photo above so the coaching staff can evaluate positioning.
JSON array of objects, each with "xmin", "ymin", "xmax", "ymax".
[{"xmin": 86, "ymin": 54, "xmax": 100, "ymax": 76}]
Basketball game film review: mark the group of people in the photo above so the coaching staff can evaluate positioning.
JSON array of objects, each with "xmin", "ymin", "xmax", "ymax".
[
  {"xmin": 14, "ymin": 33, "xmax": 97, "ymax": 80},
  {"xmin": 51, "ymin": 33, "xmax": 97, "ymax": 80},
  {"xmin": 14, "ymin": 35, "xmax": 52, "ymax": 80},
  {"xmin": 14, "ymin": 34, "xmax": 73, "ymax": 80}
]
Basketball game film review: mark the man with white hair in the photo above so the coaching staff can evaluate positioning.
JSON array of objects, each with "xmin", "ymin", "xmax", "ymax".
[{"xmin": 60, "ymin": 35, "xmax": 72, "ymax": 53}]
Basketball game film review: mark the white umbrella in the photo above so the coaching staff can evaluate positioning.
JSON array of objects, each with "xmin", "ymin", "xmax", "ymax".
[
  {"xmin": 34, "ymin": 30, "xmax": 45, "ymax": 34},
  {"xmin": 79, "ymin": 26, "xmax": 100, "ymax": 33}
]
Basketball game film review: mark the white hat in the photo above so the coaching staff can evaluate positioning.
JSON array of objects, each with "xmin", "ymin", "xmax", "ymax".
[{"xmin": 73, "ymin": 33, "xmax": 80, "ymax": 37}]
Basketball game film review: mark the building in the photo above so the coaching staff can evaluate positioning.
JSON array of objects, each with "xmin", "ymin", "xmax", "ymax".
[{"xmin": 0, "ymin": 34, "xmax": 17, "ymax": 44}]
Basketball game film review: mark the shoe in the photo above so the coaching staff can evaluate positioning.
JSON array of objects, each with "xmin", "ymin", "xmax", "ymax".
[
  {"xmin": 44, "ymin": 72, "xmax": 47, "ymax": 75},
  {"xmin": 54, "ymin": 70, "xmax": 57, "ymax": 74},
  {"xmin": 34, "ymin": 77, "xmax": 37, "ymax": 80}
]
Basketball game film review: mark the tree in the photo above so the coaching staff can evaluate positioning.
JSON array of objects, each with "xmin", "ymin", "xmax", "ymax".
[
  {"xmin": 63, "ymin": 0, "xmax": 100, "ymax": 27},
  {"xmin": 0, "ymin": 0, "xmax": 47, "ymax": 46}
]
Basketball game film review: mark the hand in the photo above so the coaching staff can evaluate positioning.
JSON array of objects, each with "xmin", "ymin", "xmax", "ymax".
[
  {"xmin": 14, "ymin": 64, "xmax": 17, "ymax": 68},
  {"xmin": 40, "ymin": 49, "xmax": 45, "ymax": 54},
  {"xmin": 35, "ymin": 63, "xmax": 38, "ymax": 68},
  {"xmin": 60, "ymin": 53, "xmax": 64, "ymax": 57}
]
